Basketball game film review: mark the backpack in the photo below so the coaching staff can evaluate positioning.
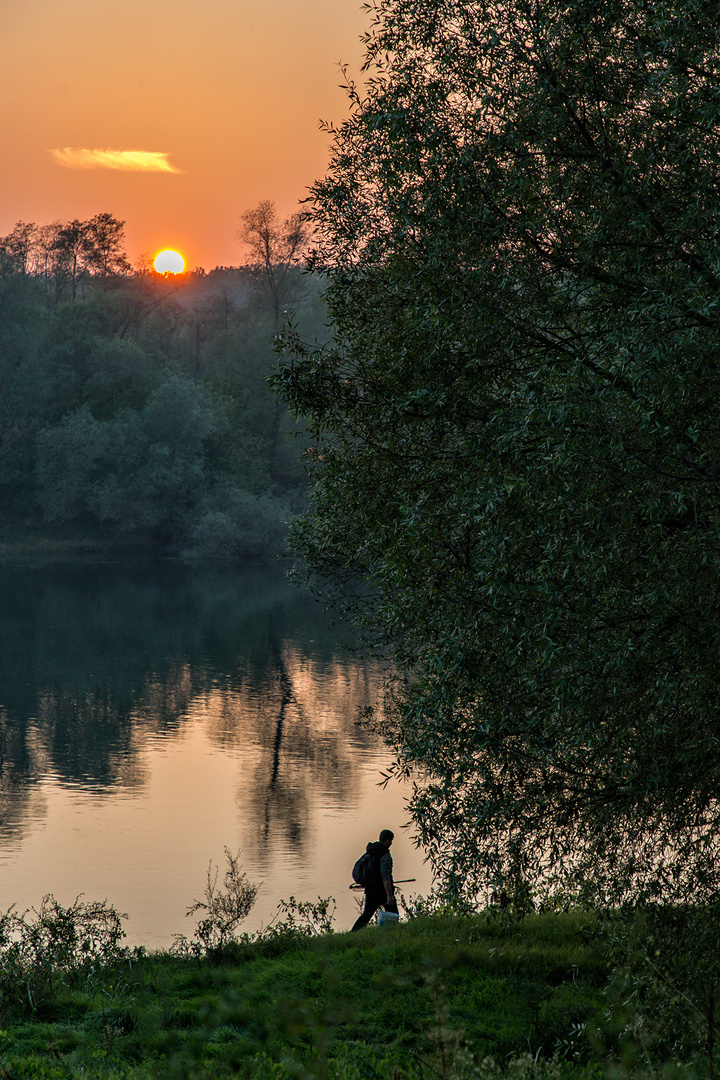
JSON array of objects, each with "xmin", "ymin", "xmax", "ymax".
[{"xmin": 352, "ymin": 849, "xmax": 380, "ymax": 887}]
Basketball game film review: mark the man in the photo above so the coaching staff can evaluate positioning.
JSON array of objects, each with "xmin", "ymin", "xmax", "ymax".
[{"xmin": 351, "ymin": 828, "xmax": 398, "ymax": 931}]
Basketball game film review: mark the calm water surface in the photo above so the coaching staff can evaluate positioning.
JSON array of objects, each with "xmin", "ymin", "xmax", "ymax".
[{"xmin": 0, "ymin": 560, "xmax": 431, "ymax": 947}]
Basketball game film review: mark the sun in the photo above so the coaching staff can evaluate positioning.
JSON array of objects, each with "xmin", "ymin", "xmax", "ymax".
[{"xmin": 154, "ymin": 249, "xmax": 185, "ymax": 274}]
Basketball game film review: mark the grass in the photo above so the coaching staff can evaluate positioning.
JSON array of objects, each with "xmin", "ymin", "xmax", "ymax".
[
  {"xmin": 0, "ymin": 509, "xmax": 163, "ymax": 564},
  {"xmin": 0, "ymin": 911, "xmax": 609, "ymax": 1079}
]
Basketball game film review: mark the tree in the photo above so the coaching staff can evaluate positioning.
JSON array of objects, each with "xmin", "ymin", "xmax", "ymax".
[
  {"xmin": 80, "ymin": 212, "xmax": 132, "ymax": 281},
  {"xmin": 0, "ymin": 222, "xmax": 37, "ymax": 275},
  {"xmin": 272, "ymin": 0, "xmax": 720, "ymax": 908},
  {"xmin": 238, "ymin": 200, "xmax": 310, "ymax": 328},
  {"xmin": 238, "ymin": 200, "xmax": 312, "ymax": 474},
  {"xmin": 48, "ymin": 214, "xmax": 130, "ymax": 299},
  {"xmin": 50, "ymin": 220, "xmax": 89, "ymax": 301},
  {"xmin": 36, "ymin": 375, "xmax": 222, "ymax": 535}
]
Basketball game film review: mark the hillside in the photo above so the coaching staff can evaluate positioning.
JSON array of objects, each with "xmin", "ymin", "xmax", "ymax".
[{"xmin": 0, "ymin": 910, "xmax": 609, "ymax": 1078}]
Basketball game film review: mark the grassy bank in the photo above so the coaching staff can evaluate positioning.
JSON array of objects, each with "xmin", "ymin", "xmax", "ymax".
[
  {"xmin": 0, "ymin": 911, "xmax": 610, "ymax": 1079},
  {"xmin": 0, "ymin": 511, "xmax": 165, "ymax": 564}
]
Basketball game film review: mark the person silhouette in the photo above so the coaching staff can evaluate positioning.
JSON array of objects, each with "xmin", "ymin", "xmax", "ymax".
[{"xmin": 351, "ymin": 829, "xmax": 398, "ymax": 931}]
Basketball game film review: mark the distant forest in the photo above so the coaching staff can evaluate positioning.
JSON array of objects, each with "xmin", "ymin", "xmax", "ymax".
[{"xmin": 0, "ymin": 211, "xmax": 324, "ymax": 558}]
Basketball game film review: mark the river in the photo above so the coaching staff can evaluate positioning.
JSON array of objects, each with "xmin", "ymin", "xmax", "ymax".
[{"xmin": 0, "ymin": 558, "xmax": 431, "ymax": 947}]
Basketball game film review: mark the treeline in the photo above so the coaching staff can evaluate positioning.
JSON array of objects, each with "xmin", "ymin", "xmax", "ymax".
[{"xmin": 0, "ymin": 210, "xmax": 322, "ymax": 558}]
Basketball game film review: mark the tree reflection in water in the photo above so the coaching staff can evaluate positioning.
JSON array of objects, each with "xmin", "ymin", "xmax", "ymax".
[{"xmin": 0, "ymin": 560, "xmax": 409, "ymax": 942}]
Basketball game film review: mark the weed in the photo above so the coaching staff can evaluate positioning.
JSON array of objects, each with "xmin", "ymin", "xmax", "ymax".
[
  {"xmin": 174, "ymin": 847, "xmax": 259, "ymax": 959},
  {"xmin": 0, "ymin": 894, "xmax": 127, "ymax": 1017}
]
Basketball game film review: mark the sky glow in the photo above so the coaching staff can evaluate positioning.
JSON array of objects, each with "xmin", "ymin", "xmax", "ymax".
[{"xmin": 0, "ymin": 0, "xmax": 365, "ymax": 269}]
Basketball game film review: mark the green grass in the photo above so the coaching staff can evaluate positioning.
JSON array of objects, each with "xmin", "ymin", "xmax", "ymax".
[
  {"xmin": 0, "ymin": 509, "xmax": 163, "ymax": 563},
  {"xmin": 0, "ymin": 912, "xmax": 609, "ymax": 1079}
]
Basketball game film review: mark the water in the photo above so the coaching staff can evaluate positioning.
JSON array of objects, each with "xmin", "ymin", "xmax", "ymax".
[{"xmin": 0, "ymin": 559, "xmax": 431, "ymax": 947}]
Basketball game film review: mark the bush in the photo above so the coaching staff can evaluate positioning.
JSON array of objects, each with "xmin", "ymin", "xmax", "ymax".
[
  {"xmin": 175, "ymin": 847, "xmax": 259, "ymax": 958},
  {"xmin": 257, "ymin": 896, "xmax": 336, "ymax": 941},
  {"xmin": 0, "ymin": 894, "xmax": 127, "ymax": 1016}
]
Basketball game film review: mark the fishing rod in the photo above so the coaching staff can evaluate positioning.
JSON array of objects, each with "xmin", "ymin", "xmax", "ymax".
[{"xmin": 349, "ymin": 879, "xmax": 416, "ymax": 890}]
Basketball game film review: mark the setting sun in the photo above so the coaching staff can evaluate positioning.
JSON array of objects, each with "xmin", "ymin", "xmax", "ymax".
[{"xmin": 154, "ymin": 249, "xmax": 185, "ymax": 274}]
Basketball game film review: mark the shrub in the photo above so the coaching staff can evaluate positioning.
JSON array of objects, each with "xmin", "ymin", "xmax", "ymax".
[
  {"xmin": 176, "ymin": 847, "xmax": 259, "ymax": 958},
  {"xmin": 0, "ymin": 894, "xmax": 127, "ymax": 1016},
  {"xmin": 257, "ymin": 896, "xmax": 336, "ymax": 941}
]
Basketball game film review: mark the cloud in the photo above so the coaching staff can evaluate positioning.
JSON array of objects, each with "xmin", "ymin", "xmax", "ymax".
[{"xmin": 49, "ymin": 148, "xmax": 181, "ymax": 173}]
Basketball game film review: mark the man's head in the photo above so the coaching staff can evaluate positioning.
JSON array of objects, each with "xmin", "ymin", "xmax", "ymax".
[{"xmin": 379, "ymin": 829, "xmax": 394, "ymax": 847}]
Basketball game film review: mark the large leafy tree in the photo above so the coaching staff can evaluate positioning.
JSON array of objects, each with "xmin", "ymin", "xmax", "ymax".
[{"xmin": 273, "ymin": 0, "xmax": 720, "ymax": 906}]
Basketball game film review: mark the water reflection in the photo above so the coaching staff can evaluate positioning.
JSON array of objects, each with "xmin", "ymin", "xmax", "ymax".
[
  {"xmin": 0, "ymin": 562, "xmax": 375, "ymax": 794},
  {"xmin": 0, "ymin": 560, "xmax": 426, "ymax": 943}
]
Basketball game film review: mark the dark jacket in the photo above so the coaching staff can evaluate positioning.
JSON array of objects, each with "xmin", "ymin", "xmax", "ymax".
[{"xmin": 365, "ymin": 841, "xmax": 392, "ymax": 892}]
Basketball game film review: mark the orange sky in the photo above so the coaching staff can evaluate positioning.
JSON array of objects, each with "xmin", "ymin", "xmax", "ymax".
[{"xmin": 0, "ymin": 0, "xmax": 367, "ymax": 270}]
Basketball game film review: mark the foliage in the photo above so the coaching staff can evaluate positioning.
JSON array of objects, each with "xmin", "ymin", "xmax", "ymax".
[
  {"xmin": 174, "ymin": 850, "xmax": 335, "ymax": 960},
  {"xmin": 257, "ymin": 895, "xmax": 337, "ymax": 941},
  {"xmin": 594, "ymin": 904, "xmax": 720, "ymax": 1078},
  {"xmin": 0, "ymin": 894, "xmax": 127, "ymax": 1016},
  {"xmin": 399, "ymin": 888, "xmax": 494, "ymax": 923},
  {"xmin": 272, "ymin": 0, "xmax": 720, "ymax": 911},
  {"xmin": 176, "ymin": 848, "xmax": 259, "ymax": 957},
  {"xmin": 180, "ymin": 488, "xmax": 293, "ymax": 559},
  {"xmin": 35, "ymin": 374, "xmax": 221, "ymax": 534},
  {"xmin": 0, "ymin": 211, "xmax": 325, "ymax": 556}
]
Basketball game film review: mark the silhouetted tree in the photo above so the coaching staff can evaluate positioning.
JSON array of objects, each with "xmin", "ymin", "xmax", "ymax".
[
  {"xmin": 273, "ymin": 0, "xmax": 720, "ymax": 911},
  {"xmin": 81, "ymin": 213, "xmax": 132, "ymax": 281},
  {"xmin": 238, "ymin": 200, "xmax": 310, "ymax": 328}
]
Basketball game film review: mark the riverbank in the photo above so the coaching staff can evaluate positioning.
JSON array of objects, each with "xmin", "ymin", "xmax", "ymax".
[
  {"xmin": 0, "ymin": 513, "xmax": 166, "ymax": 565},
  {"xmin": 0, "ymin": 910, "xmax": 611, "ymax": 1079}
]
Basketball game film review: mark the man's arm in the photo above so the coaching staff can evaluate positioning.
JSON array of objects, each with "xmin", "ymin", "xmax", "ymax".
[{"xmin": 380, "ymin": 851, "xmax": 394, "ymax": 902}]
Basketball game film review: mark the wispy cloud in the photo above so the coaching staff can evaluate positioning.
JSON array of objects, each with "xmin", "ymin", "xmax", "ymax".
[{"xmin": 49, "ymin": 148, "xmax": 181, "ymax": 173}]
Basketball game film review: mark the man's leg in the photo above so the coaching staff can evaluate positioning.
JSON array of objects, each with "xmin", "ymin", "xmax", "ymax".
[{"xmin": 351, "ymin": 890, "xmax": 384, "ymax": 932}]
